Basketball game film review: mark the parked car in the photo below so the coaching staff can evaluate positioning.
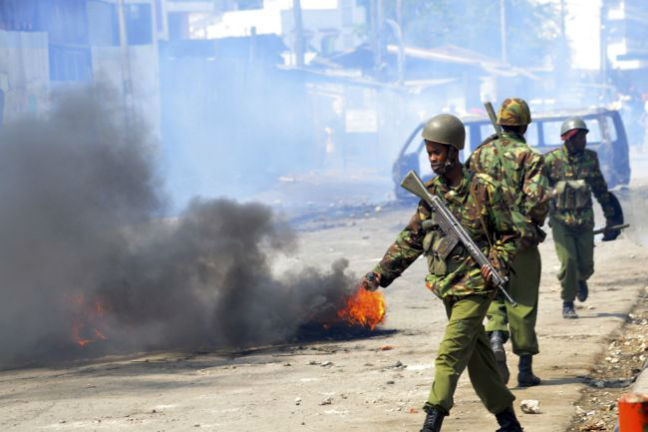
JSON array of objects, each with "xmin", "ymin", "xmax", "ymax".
[{"xmin": 392, "ymin": 108, "xmax": 630, "ymax": 200}]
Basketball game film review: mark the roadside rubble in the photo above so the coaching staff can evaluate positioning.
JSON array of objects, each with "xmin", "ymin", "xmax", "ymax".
[{"xmin": 567, "ymin": 290, "xmax": 648, "ymax": 431}]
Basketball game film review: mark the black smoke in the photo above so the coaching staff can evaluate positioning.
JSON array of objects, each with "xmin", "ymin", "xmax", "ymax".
[{"xmin": 0, "ymin": 85, "xmax": 356, "ymax": 367}]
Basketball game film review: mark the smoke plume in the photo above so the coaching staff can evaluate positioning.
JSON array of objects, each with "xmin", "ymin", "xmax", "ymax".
[{"xmin": 0, "ymin": 85, "xmax": 356, "ymax": 367}]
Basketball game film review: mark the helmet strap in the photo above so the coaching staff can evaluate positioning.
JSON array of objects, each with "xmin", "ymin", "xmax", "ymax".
[{"xmin": 444, "ymin": 147, "xmax": 459, "ymax": 169}]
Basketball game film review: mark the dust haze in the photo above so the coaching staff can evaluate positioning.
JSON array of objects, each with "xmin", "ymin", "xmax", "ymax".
[{"xmin": 0, "ymin": 85, "xmax": 356, "ymax": 368}]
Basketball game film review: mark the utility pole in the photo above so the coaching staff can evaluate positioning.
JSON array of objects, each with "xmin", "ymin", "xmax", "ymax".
[
  {"xmin": 292, "ymin": 0, "xmax": 305, "ymax": 67},
  {"xmin": 600, "ymin": 0, "xmax": 609, "ymax": 102},
  {"xmin": 116, "ymin": 0, "xmax": 133, "ymax": 109},
  {"xmin": 499, "ymin": 0, "xmax": 507, "ymax": 64},
  {"xmin": 557, "ymin": 0, "xmax": 569, "ymax": 87},
  {"xmin": 370, "ymin": 0, "xmax": 383, "ymax": 76},
  {"xmin": 384, "ymin": 19, "xmax": 404, "ymax": 85},
  {"xmin": 376, "ymin": 0, "xmax": 383, "ymax": 74}
]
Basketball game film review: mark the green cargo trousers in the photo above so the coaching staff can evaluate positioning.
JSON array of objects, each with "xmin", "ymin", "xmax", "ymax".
[
  {"xmin": 484, "ymin": 246, "xmax": 541, "ymax": 356},
  {"xmin": 427, "ymin": 294, "xmax": 515, "ymax": 414},
  {"xmin": 551, "ymin": 219, "xmax": 594, "ymax": 302}
]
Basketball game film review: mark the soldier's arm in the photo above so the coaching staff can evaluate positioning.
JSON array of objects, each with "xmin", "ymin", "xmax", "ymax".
[
  {"xmin": 587, "ymin": 152, "xmax": 616, "ymax": 220},
  {"xmin": 372, "ymin": 204, "xmax": 426, "ymax": 287},
  {"xmin": 521, "ymin": 152, "xmax": 551, "ymax": 225}
]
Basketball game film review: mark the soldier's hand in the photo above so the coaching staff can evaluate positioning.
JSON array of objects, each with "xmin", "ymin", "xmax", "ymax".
[
  {"xmin": 359, "ymin": 271, "xmax": 381, "ymax": 291},
  {"xmin": 602, "ymin": 222, "xmax": 620, "ymax": 242},
  {"xmin": 480, "ymin": 265, "xmax": 493, "ymax": 286}
]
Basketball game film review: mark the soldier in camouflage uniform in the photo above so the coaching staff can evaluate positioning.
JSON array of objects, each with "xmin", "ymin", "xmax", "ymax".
[
  {"xmin": 544, "ymin": 117, "xmax": 621, "ymax": 319},
  {"xmin": 468, "ymin": 98, "xmax": 550, "ymax": 388},
  {"xmin": 360, "ymin": 114, "xmax": 524, "ymax": 432}
]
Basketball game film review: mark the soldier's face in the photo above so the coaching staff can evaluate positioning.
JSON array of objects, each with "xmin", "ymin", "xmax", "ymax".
[
  {"xmin": 425, "ymin": 141, "xmax": 450, "ymax": 175},
  {"xmin": 566, "ymin": 130, "xmax": 587, "ymax": 155}
]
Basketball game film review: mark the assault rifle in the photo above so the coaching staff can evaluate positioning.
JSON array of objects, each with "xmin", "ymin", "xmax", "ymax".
[
  {"xmin": 593, "ymin": 223, "xmax": 629, "ymax": 236},
  {"xmin": 484, "ymin": 101, "xmax": 502, "ymax": 137},
  {"xmin": 401, "ymin": 170, "xmax": 518, "ymax": 306}
]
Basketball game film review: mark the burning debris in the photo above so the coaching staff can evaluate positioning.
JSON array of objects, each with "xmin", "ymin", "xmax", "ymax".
[
  {"xmin": 336, "ymin": 288, "xmax": 385, "ymax": 330},
  {"xmin": 0, "ymin": 85, "xmax": 385, "ymax": 368},
  {"xmin": 67, "ymin": 293, "xmax": 108, "ymax": 347}
]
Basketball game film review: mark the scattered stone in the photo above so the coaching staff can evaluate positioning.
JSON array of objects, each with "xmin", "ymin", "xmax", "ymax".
[
  {"xmin": 320, "ymin": 397, "xmax": 333, "ymax": 406},
  {"xmin": 308, "ymin": 361, "xmax": 319, "ymax": 366},
  {"xmin": 575, "ymin": 405, "xmax": 586, "ymax": 415},
  {"xmin": 378, "ymin": 345, "xmax": 395, "ymax": 351},
  {"xmin": 520, "ymin": 399, "xmax": 541, "ymax": 414},
  {"xmin": 386, "ymin": 380, "xmax": 395, "ymax": 385},
  {"xmin": 295, "ymin": 397, "xmax": 302, "ymax": 406},
  {"xmin": 284, "ymin": 362, "xmax": 291, "ymax": 367},
  {"xmin": 320, "ymin": 361, "xmax": 333, "ymax": 367}
]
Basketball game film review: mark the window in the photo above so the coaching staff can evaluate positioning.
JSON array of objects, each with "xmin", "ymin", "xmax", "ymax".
[
  {"xmin": 525, "ymin": 122, "xmax": 539, "ymax": 147},
  {"xmin": 542, "ymin": 121, "xmax": 563, "ymax": 147},
  {"xmin": 49, "ymin": 45, "xmax": 92, "ymax": 81},
  {"xmin": 126, "ymin": 4, "xmax": 152, "ymax": 45},
  {"xmin": 601, "ymin": 115, "xmax": 618, "ymax": 141}
]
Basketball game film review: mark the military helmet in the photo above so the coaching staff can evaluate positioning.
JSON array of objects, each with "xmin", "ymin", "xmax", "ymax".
[
  {"xmin": 560, "ymin": 116, "xmax": 589, "ymax": 136},
  {"xmin": 421, "ymin": 113, "xmax": 465, "ymax": 150},
  {"xmin": 496, "ymin": 98, "xmax": 532, "ymax": 126}
]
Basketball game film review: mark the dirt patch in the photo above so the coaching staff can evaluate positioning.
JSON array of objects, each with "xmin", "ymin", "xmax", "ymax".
[{"xmin": 566, "ymin": 289, "xmax": 648, "ymax": 431}]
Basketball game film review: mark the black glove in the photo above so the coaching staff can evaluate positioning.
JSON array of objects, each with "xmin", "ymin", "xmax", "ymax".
[
  {"xmin": 602, "ymin": 221, "xmax": 621, "ymax": 242},
  {"xmin": 602, "ymin": 228, "xmax": 620, "ymax": 242}
]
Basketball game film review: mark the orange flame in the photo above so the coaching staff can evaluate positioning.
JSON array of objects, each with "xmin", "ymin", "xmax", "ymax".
[
  {"xmin": 336, "ymin": 288, "xmax": 385, "ymax": 330},
  {"xmin": 67, "ymin": 293, "xmax": 109, "ymax": 347}
]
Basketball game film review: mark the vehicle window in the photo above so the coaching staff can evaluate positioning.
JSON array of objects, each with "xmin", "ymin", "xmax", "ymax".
[
  {"xmin": 587, "ymin": 119, "xmax": 602, "ymax": 143},
  {"xmin": 525, "ymin": 122, "xmax": 539, "ymax": 147},
  {"xmin": 480, "ymin": 124, "xmax": 492, "ymax": 142},
  {"xmin": 601, "ymin": 115, "xmax": 618, "ymax": 141},
  {"xmin": 542, "ymin": 121, "xmax": 563, "ymax": 146}
]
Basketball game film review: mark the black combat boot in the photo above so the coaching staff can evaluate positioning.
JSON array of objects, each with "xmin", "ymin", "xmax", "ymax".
[
  {"xmin": 562, "ymin": 301, "xmax": 578, "ymax": 319},
  {"xmin": 490, "ymin": 331, "xmax": 510, "ymax": 384},
  {"xmin": 420, "ymin": 404, "xmax": 446, "ymax": 432},
  {"xmin": 495, "ymin": 406, "xmax": 524, "ymax": 432},
  {"xmin": 577, "ymin": 280, "xmax": 589, "ymax": 302},
  {"xmin": 517, "ymin": 354, "xmax": 541, "ymax": 387}
]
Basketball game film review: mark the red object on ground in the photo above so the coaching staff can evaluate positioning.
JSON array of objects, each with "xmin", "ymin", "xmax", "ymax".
[{"xmin": 618, "ymin": 393, "xmax": 648, "ymax": 432}]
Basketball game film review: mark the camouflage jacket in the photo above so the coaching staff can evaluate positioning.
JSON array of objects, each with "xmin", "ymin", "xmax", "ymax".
[
  {"xmin": 544, "ymin": 146, "xmax": 615, "ymax": 230},
  {"xmin": 373, "ymin": 168, "xmax": 521, "ymax": 299},
  {"xmin": 467, "ymin": 131, "xmax": 550, "ymax": 248}
]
